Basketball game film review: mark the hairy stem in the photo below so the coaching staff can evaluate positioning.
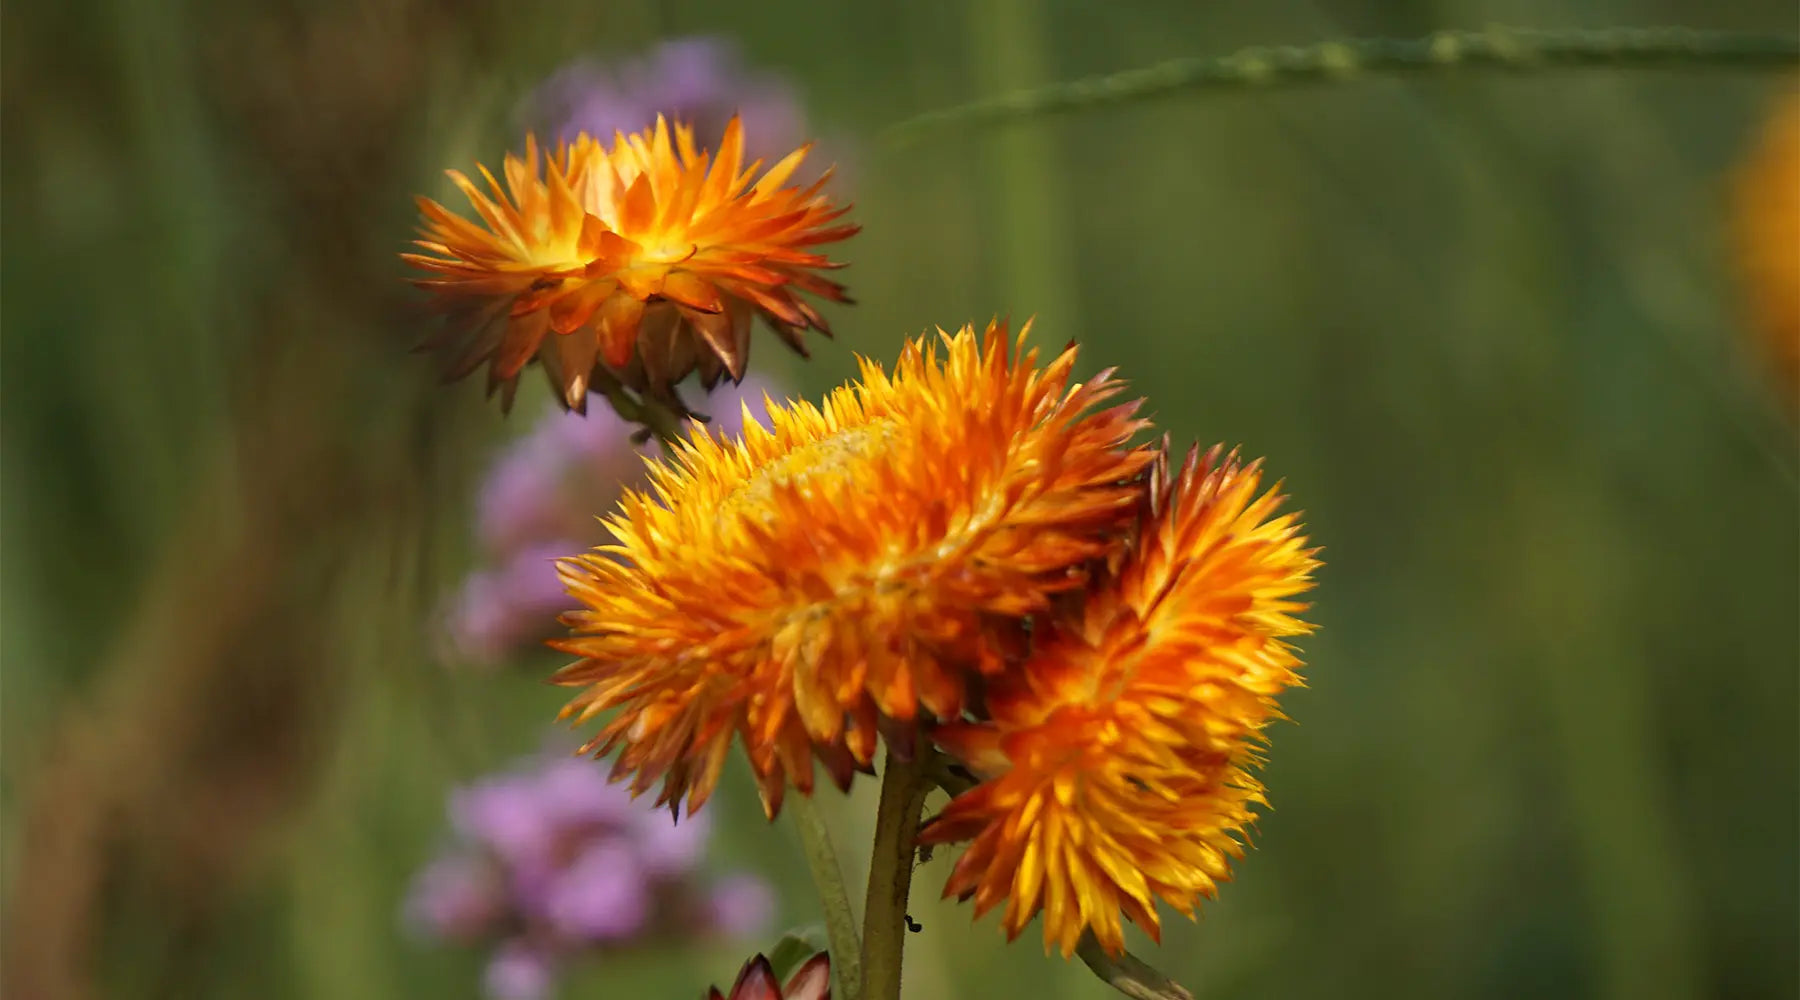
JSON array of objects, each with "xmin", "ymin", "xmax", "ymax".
[
  {"xmin": 790, "ymin": 795, "xmax": 863, "ymax": 1000},
  {"xmin": 860, "ymin": 749, "xmax": 930, "ymax": 1000},
  {"xmin": 883, "ymin": 26, "xmax": 1800, "ymax": 145}
]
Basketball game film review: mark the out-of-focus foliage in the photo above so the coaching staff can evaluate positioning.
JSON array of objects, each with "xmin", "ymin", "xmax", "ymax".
[{"xmin": 2, "ymin": 0, "xmax": 1794, "ymax": 998}]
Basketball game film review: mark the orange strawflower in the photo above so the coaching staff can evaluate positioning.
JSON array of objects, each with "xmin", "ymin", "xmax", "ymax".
[
  {"xmin": 1731, "ymin": 86, "xmax": 1800, "ymax": 399},
  {"xmin": 404, "ymin": 116, "xmax": 856, "ymax": 414},
  {"xmin": 919, "ymin": 444, "xmax": 1319, "ymax": 958},
  {"xmin": 549, "ymin": 321, "xmax": 1153, "ymax": 819}
]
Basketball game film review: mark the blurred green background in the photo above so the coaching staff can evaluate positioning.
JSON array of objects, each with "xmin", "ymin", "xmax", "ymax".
[{"xmin": 3, "ymin": 0, "xmax": 1796, "ymax": 997}]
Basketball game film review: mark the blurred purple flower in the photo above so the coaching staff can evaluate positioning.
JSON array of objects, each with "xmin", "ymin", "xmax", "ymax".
[
  {"xmin": 445, "ymin": 540, "xmax": 585, "ymax": 666},
  {"xmin": 534, "ymin": 755, "xmax": 637, "ymax": 829},
  {"xmin": 705, "ymin": 874, "xmax": 778, "ymax": 939},
  {"xmin": 474, "ymin": 407, "xmax": 647, "ymax": 558},
  {"xmin": 403, "ymin": 750, "xmax": 777, "ymax": 1000},
  {"xmin": 475, "ymin": 441, "xmax": 579, "ymax": 559},
  {"xmin": 403, "ymin": 853, "xmax": 507, "ymax": 944},
  {"xmin": 527, "ymin": 37, "xmax": 807, "ymax": 166},
  {"xmin": 444, "ymin": 377, "xmax": 780, "ymax": 667},
  {"xmin": 630, "ymin": 803, "xmax": 714, "ymax": 877},
  {"xmin": 484, "ymin": 942, "xmax": 558, "ymax": 1000},
  {"xmin": 540, "ymin": 841, "xmax": 650, "ymax": 941},
  {"xmin": 450, "ymin": 760, "xmax": 569, "ymax": 867}
]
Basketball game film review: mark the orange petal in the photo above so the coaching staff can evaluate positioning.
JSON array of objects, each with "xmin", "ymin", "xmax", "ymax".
[
  {"xmin": 582, "ymin": 227, "xmax": 640, "ymax": 275},
  {"xmin": 662, "ymin": 270, "xmax": 723, "ymax": 314},
  {"xmin": 637, "ymin": 305, "xmax": 694, "ymax": 387},
  {"xmin": 595, "ymin": 292, "xmax": 644, "ymax": 369},
  {"xmin": 492, "ymin": 308, "xmax": 551, "ymax": 380},
  {"xmin": 682, "ymin": 305, "xmax": 744, "ymax": 380},
  {"xmin": 549, "ymin": 280, "xmax": 609, "ymax": 334},
  {"xmin": 618, "ymin": 172, "xmax": 656, "ymax": 234},
  {"xmin": 552, "ymin": 327, "xmax": 601, "ymax": 409},
  {"xmin": 615, "ymin": 265, "xmax": 666, "ymax": 301}
]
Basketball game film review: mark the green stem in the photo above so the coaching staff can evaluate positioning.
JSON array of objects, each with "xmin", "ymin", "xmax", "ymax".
[
  {"xmin": 859, "ymin": 748, "xmax": 930, "ymax": 1000},
  {"xmin": 882, "ymin": 26, "xmax": 1800, "ymax": 145},
  {"xmin": 789, "ymin": 794, "xmax": 863, "ymax": 1000},
  {"xmin": 927, "ymin": 755, "xmax": 977, "ymax": 796},
  {"xmin": 1075, "ymin": 933, "xmax": 1196, "ymax": 1000},
  {"xmin": 590, "ymin": 366, "xmax": 687, "ymax": 444}
]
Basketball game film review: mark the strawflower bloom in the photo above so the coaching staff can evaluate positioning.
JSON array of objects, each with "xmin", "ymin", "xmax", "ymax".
[
  {"xmin": 918, "ymin": 444, "xmax": 1320, "ymax": 958},
  {"xmin": 403, "ymin": 751, "xmax": 776, "ymax": 999},
  {"xmin": 550, "ymin": 321, "xmax": 1154, "ymax": 819},
  {"xmin": 404, "ymin": 116, "xmax": 856, "ymax": 414},
  {"xmin": 705, "ymin": 953, "xmax": 832, "ymax": 1000},
  {"xmin": 1731, "ymin": 86, "xmax": 1800, "ymax": 398}
]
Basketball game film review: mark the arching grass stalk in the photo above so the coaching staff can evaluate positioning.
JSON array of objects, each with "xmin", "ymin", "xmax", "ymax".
[{"xmin": 882, "ymin": 26, "xmax": 1800, "ymax": 146}]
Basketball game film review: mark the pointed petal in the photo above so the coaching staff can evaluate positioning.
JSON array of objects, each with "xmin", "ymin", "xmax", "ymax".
[
  {"xmin": 727, "ymin": 955, "xmax": 782, "ymax": 1000},
  {"xmin": 552, "ymin": 328, "xmax": 600, "ymax": 409},
  {"xmin": 683, "ymin": 306, "xmax": 744, "ymax": 380},
  {"xmin": 783, "ymin": 954, "xmax": 833, "ymax": 1000},
  {"xmin": 595, "ymin": 291, "xmax": 644, "ymax": 369},
  {"xmin": 618, "ymin": 172, "xmax": 656, "ymax": 233},
  {"xmin": 662, "ymin": 270, "xmax": 724, "ymax": 314}
]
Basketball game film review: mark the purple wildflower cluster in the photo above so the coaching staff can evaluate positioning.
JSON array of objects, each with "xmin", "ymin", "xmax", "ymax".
[
  {"xmin": 443, "ymin": 377, "xmax": 779, "ymax": 665},
  {"xmin": 522, "ymin": 35, "xmax": 849, "ymax": 192},
  {"xmin": 404, "ymin": 752, "xmax": 776, "ymax": 1000},
  {"xmin": 526, "ymin": 37, "xmax": 806, "ymax": 158}
]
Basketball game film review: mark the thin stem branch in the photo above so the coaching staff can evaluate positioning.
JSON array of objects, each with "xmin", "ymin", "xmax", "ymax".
[
  {"xmin": 789, "ymin": 795, "xmax": 864, "ymax": 1000},
  {"xmin": 927, "ymin": 755, "xmax": 977, "ymax": 796},
  {"xmin": 859, "ymin": 749, "xmax": 930, "ymax": 1000},
  {"xmin": 882, "ymin": 26, "xmax": 1800, "ymax": 146},
  {"xmin": 590, "ymin": 366, "xmax": 688, "ymax": 444},
  {"xmin": 1076, "ymin": 933, "xmax": 1197, "ymax": 1000}
]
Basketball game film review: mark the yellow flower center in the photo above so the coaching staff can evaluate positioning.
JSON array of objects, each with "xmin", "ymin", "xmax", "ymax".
[
  {"xmin": 727, "ymin": 419, "xmax": 901, "ymax": 522},
  {"xmin": 636, "ymin": 234, "xmax": 700, "ymax": 265},
  {"xmin": 520, "ymin": 219, "xmax": 590, "ymax": 272}
]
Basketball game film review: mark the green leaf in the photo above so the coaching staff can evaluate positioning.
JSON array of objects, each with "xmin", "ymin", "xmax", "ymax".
[{"xmin": 766, "ymin": 925, "xmax": 830, "ymax": 984}]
